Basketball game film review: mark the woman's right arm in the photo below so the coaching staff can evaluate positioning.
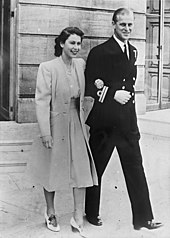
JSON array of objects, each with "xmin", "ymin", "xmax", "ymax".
[{"xmin": 35, "ymin": 63, "xmax": 53, "ymax": 148}]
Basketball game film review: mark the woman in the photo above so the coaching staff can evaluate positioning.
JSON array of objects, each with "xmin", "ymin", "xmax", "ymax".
[{"xmin": 29, "ymin": 27, "xmax": 98, "ymax": 235}]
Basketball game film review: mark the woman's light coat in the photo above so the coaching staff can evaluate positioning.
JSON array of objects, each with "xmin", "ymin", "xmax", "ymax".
[{"xmin": 30, "ymin": 56, "xmax": 98, "ymax": 191}]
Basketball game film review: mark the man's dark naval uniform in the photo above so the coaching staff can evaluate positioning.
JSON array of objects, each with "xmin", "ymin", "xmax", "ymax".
[{"xmin": 85, "ymin": 35, "xmax": 154, "ymax": 227}]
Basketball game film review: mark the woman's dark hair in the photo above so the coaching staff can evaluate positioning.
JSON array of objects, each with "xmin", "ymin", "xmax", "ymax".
[{"xmin": 54, "ymin": 27, "xmax": 84, "ymax": 57}]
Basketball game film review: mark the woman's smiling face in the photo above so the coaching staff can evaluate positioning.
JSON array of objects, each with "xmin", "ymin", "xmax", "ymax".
[{"xmin": 60, "ymin": 34, "xmax": 82, "ymax": 59}]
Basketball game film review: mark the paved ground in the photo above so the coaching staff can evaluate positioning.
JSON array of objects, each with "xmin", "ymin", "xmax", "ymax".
[{"xmin": 0, "ymin": 110, "xmax": 170, "ymax": 238}]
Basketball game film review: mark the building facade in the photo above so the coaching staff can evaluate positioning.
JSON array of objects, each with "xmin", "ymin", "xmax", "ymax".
[{"xmin": 0, "ymin": 0, "xmax": 169, "ymax": 122}]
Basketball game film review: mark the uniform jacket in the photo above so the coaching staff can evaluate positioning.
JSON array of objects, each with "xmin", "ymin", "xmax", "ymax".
[
  {"xmin": 85, "ymin": 36, "xmax": 140, "ymax": 140},
  {"xmin": 31, "ymin": 56, "xmax": 98, "ymax": 191}
]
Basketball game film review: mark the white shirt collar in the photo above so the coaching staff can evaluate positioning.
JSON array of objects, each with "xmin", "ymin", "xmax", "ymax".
[
  {"xmin": 113, "ymin": 34, "xmax": 129, "ymax": 59},
  {"xmin": 113, "ymin": 34, "xmax": 128, "ymax": 51}
]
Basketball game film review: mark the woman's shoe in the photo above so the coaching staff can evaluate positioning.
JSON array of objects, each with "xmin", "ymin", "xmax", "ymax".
[
  {"xmin": 70, "ymin": 217, "xmax": 87, "ymax": 237},
  {"xmin": 44, "ymin": 212, "xmax": 60, "ymax": 232}
]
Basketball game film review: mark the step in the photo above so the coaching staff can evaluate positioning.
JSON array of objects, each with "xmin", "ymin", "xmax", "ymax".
[
  {"xmin": 0, "ymin": 151, "xmax": 29, "ymax": 173},
  {"xmin": 0, "ymin": 140, "xmax": 33, "ymax": 173},
  {"xmin": 0, "ymin": 122, "xmax": 39, "ymax": 141},
  {"xmin": 0, "ymin": 140, "xmax": 33, "ymax": 152}
]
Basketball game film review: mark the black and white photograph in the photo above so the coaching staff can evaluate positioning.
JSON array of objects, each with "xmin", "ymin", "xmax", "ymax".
[{"xmin": 0, "ymin": 0, "xmax": 170, "ymax": 237}]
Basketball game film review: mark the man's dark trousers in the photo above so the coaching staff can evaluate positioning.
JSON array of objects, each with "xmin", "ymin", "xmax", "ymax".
[{"xmin": 85, "ymin": 127, "xmax": 154, "ymax": 226}]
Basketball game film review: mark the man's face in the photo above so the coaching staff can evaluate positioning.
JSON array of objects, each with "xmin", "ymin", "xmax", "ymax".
[{"xmin": 113, "ymin": 12, "xmax": 134, "ymax": 42}]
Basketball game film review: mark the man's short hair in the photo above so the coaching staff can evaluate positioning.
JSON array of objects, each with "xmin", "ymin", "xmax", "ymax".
[{"xmin": 112, "ymin": 8, "xmax": 134, "ymax": 23}]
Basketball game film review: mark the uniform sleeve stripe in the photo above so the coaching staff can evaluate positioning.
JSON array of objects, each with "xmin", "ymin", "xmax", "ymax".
[{"xmin": 98, "ymin": 86, "xmax": 109, "ymax": 103}]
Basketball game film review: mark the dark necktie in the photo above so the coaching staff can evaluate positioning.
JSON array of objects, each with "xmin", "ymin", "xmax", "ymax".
[{"xmin": 124, "ymin": 44, "xmax": 128, "ymax": 59}]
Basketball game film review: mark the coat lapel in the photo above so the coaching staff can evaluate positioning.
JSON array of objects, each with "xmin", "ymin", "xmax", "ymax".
[
  {"xmin": 109, "ymin": 37, "xmax": 123, "ymax": 55},
  {"xmin": 110, "ymin": 37, "xmax": 137, "ymax": 64},
  {"xmin": 129, "ymin": 43, "xmax": 137, "ymax": 63},
  {"xmin": 52, "ymin": 57, "xmax": 85, "ymax": 104},
  {"xmin": 57, "ymin": 56, "xmax": 72, "ymax": 100},
  {"xmin": 74, "ymin": 59, "xmax": 85, "ymax": 99}
]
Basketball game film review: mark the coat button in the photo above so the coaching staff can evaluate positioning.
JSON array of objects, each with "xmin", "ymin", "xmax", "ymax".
[
  {"xmin": 133, "ymin": 100, "xmax": 135, "ymax": 104},
  {"xmin": 123, "ymin": 78, "xmax": 126, "ymax": 82},
  {"xmin": 122, "ymin": 86, "xmax": 125, "ymax": 90},
  {"xmin": 133, "ymin": 77, "xmax": 136, "ymax": 81},
  {"xmin": 132, "ymin": 92, "xmax": 134, "ymax": 96}
]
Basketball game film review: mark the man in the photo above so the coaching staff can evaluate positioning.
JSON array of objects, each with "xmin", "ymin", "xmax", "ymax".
[{"xmin": 85, "ymin": 8, "xmax": 162, "ymax": 230}]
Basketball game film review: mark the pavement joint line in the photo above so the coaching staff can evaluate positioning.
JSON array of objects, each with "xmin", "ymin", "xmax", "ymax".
[
  {"xmin": 0, "ymin": 199, "xmax": 42, "ymax": 215},
  {"xmin": 138, "ymin": 117, "xmax": 170, "ymax": 124},
  {"xmin": 0, "ymin": 200, "xmax": 73, "ymax": 219},
  {"xmin": 8, "ymin": 174, "xmax": 21, "ymax": 191},
  {"xmin": 140, "ymin": 133, "xmax": 170, "ymax": 141}
]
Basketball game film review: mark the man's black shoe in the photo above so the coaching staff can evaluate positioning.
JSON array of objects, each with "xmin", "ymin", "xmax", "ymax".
[
  {"xmin": 134, "ymin": 221, "xmax": 163, "ymax": 230},
  {"xmin": 86, "ymin": 215, "xmax": 103, "ymax": 226}
]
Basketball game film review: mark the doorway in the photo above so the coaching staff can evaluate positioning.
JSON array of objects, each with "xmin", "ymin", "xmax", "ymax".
[
  {"xmin": 145, "ymin": 0, "xmax": 170, "ymax": 110},
  {"xmin": 0, "ymin": 0, "xmax": 15, "ymax": 121}
]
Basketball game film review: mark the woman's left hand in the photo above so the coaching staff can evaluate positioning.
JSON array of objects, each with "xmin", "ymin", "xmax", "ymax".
[{"xmin": 41, "ymin": 135, "xmax": 53, "ymax": 149}]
